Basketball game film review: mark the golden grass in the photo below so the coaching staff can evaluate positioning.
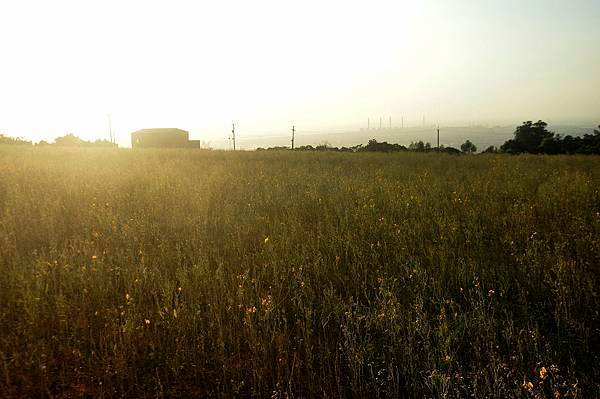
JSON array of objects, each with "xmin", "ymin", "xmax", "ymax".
[{"xmin": 0, "ymin": 146, "xmax": 598, "ymax": 397}]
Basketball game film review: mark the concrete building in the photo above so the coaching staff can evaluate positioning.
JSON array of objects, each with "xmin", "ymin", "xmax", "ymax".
[{"xmin": 131, "ymin": 128, "xmax": 200, "ymax": 149}]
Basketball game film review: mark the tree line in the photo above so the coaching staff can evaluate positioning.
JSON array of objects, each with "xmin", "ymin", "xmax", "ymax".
[
  {"xmin": 0, "ymin": 135, "xmax": 32, "ymax": 146},
  {"xmin": 257, "ymin": 139, "xmax": 465, "ymax": 154},
  {"xmin": 0, "ymin": 133, "xmax": 116, "ymax": 148}
]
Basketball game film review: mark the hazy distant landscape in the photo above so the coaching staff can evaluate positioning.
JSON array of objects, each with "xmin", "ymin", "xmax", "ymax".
[{"xmin": 212, "ymin": 124, "xmax": 598, "ymax": 151}]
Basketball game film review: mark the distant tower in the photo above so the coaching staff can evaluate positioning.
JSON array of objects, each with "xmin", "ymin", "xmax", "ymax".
[
  {"xmin": 437, "ymin": 125, "xmax": 440, "ymax": 148},
  {"xmin": 291, "ymin": 125, "xmax": 295, "ymax": 149}
]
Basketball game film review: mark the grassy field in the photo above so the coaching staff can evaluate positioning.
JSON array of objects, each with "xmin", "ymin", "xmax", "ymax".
[{"xmin": 0, "ymin": 146, "xmax": 599, "ymax": 398}]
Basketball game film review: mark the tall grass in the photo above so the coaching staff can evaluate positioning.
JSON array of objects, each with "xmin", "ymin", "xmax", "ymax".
[{"xmin": 0, "ymin": 146, "xmax": 598, "ymax": 397}]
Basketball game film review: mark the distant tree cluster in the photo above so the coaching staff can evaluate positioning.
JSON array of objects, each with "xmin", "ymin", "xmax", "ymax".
[
  {"xmin": 38, "ymin": 133, "xmax": 117, "ymax": 147},
  {"xmin": 258, "ymin": 139, "xmax": 463, "ymax": 154},
  {"xmin": 359, "ymin": 139, "xmax": 407, "ymax": 152},
  {"xmin": 258, "ymin": 143, "xmax": 361, "ymax": 152},
  {"xmin": 407, "ymin": 140, "xmax": 429, "ymax": 151},
  {"xmin": 501, "ymin": 121, "xmax": 600, "ymax": 155},
  {"xmin": 1, "ymin": 133, "xmax": 118, "ymax": 148},
  {"xmin": 36, "ymin": 134, "xmax": 118, "ymax": 148},
  {"xmin": 0, "ymin": 134, "xmax": 32, "ymax": 146}
]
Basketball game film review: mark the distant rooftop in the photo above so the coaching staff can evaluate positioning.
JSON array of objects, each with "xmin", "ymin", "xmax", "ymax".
[{"xmin": 132, "ymin": 128, "xmax": 188, "ymax": 134}]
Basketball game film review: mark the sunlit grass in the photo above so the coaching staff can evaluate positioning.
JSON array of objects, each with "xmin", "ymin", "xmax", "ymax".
[{"xmin": 0, "ymin": 146, "xmax": 598, "ymax": 397}]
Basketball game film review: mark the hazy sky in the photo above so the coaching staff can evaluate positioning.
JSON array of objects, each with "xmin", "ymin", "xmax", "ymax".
[{"xmin": 1, "ymin": 0, "xmax": 599, "ymax": 146}]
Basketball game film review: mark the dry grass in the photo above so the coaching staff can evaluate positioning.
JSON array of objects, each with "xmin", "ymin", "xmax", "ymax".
[{"xmin": 0, "ymin": 146, "xmax": 598, "ymax": 397}]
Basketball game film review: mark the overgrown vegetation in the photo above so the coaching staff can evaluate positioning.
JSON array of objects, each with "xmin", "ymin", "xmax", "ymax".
[{"xmin": 0, "ymin": 146, "xmax": 599, "ymax": 397}]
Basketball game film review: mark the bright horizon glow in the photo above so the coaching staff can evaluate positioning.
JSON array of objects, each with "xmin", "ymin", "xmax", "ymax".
[{"xmin": 1, "ymin": 0, "xmax": 599, "ymax": 147}]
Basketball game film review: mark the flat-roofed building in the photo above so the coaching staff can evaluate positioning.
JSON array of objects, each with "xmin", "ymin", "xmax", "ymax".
[{"xmin": 131, "ymin": 128, "xmax": 200, "ymax": 148}]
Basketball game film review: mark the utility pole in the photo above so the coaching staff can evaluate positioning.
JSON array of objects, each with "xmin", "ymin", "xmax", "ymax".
[
  {"xmin": 437, "ymin": 125, "xmax": 440, "ymax": 149},
  {"xmin": 291, "ymin": 125, "xmax": 295, "ymax": 149},
  {"xmin": 231, "ymin": 121, "xmax": 236, "ymax": 151},
  {"xmin": 107, "ymin": 114, "xmax": 113, "ymax": 144}
]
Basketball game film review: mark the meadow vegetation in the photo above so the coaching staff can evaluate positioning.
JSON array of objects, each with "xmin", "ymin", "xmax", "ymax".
[{"xmin": 0, "ymin": 146, "xmax": 598, "ymax": 397}]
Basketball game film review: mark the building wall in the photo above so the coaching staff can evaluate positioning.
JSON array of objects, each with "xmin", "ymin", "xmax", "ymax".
[{"xmin": 131, "ymin": 129, "xmax": 197, "ymax": 148}]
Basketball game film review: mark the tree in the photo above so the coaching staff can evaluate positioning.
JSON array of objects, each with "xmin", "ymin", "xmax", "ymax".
[
  {"xmin": 501, "ymin": 121, "xmax": 600, "ymax": 155},
  {"xmin": 361, "ymin": 139, "xmax": 406, "ymax": 152},
  {"xmin": 560, "ymin": 135, "xmax": 581, "ymax": 154},
  {"xmin": 577, "ymin": 126, "xmax": 600, "ymax": 154},
  {"xmin": 482, "ymin": 145, "xmax": 497, "ymax": 154},
  {"xmin": 502, "ymin": 120, "xmax": 554, "ymax": 154},
  {"xmin": 408, "ymin": 141, "xmax": 425, "ymax": 152},
  {"xmin": 53, "ymin": 133, "xmax": 85, "ymax": 146},
  {"xmin": 460, "ymin": 140, "xmax": 477, "ymax": 154},
  {"xmin": 539, "ymin": 136, "xmax": 561, "ymax": 154}
]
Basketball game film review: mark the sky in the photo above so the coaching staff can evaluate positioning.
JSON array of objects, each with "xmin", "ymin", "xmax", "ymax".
[{"xmin": 1, "ymin": 0, "xmax": 599, "ymax": 147}]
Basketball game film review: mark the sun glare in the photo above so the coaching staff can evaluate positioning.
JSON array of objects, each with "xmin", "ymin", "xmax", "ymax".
[{"xmin": 0, "ymin": 0, "xmax": 599, "ymax": 147}]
